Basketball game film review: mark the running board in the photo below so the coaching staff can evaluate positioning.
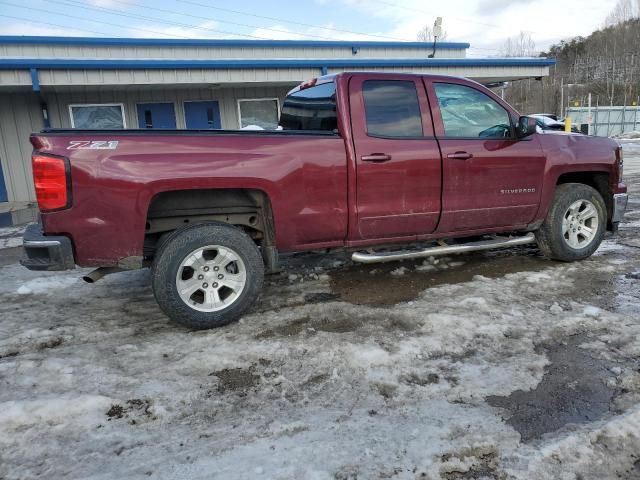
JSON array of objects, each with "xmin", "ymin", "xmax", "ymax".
[{"xmin": 351, "ymin": 233, "xmax": 536, "ymax": 264}]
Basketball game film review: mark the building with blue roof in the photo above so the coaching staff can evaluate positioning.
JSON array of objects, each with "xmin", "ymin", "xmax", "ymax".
[{"xmin": 0, "ymin": 36, "xmax": 555, "ymax": 203}]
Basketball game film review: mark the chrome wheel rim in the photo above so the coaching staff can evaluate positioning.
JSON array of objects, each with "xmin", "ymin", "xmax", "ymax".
[
  {"xmin": 562, "ymin": 199, "xmax": 599, "ymax": 249},
  {"xmin": 175, "ymin": 245, "xmax": 247, "ymax": 312}
]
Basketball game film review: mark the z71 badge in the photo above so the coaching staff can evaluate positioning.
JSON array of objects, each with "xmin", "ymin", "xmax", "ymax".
[{"xmin": 67, "ymin": 140, "xmax": 119, "ymax": 150}]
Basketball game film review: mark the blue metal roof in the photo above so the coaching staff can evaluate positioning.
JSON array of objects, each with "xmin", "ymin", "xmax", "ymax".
[
  {"xmin": 0, "ymin": 58, "xmax": 556, "ymax": 70},
  {"xmin": 0, "ymin": 35, "xmax": 471, "ymax": 50}
]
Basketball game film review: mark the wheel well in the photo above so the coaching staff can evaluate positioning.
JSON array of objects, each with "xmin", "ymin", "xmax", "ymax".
[
  {"xmin": 556, "ymin": 172, "xmax": 613, "ymax": 228},
  {"xmin": 144, "ymin": 188, "xmax": 276, "ymax": 258}
]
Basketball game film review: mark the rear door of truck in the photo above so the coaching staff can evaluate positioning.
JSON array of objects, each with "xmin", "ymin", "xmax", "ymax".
[{"xmin": 349, "ymin": 74, "xmax": 442, "ymax": 240}]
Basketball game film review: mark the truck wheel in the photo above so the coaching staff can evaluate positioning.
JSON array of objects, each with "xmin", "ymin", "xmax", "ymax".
[
  {"xmin": 535, "ymin": 183, "xmax": 606, "ymax": 262},
  {"xmin": 151, "ymin": 222, "xmax": 264, "ymax": 329}
]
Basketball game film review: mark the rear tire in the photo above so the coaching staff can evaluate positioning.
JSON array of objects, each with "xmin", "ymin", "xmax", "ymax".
[
  {"xmin": 535, "ymin": 183, "xmax": 606, "ymax": 262},
  {"xmin": 152, "ymin": 222, "xmax": 264, "ymax": 329}
]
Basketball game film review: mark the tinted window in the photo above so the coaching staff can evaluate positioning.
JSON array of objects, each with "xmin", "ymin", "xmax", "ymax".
[
  {"xmin": 363, "ymin": 80, "xmax": 423, "ymax": 137},
  {"xmin": 280, "ymin": 82, "xmax": 337, "ymax": 131},
  {"xmin": 434, "ymin": 83, "xmax": 512, "ymax": 138}
]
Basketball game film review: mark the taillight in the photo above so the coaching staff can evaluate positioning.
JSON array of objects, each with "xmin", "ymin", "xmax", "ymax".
[{"xmin": 32, "ymin": 154, "xmax": 71, "ymax": 211}]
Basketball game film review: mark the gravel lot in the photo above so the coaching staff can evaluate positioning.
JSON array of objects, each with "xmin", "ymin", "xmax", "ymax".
[{"xmin": 0, "ymin": 145, "xmax": 639, "ymax": 480}]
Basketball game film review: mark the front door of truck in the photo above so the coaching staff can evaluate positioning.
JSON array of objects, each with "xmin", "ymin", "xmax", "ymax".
[
  {"xmin": 350, "ymin": 75, "xmax": 442, "ymax": 240},
  {"xmin": 425, "ymin": 80, "xmax": 546, "ymax": 232}
]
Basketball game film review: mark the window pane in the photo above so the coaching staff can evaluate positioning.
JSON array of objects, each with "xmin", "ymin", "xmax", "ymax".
[
  {"xmin": 363, "ymin": 80, "xmax": 422, "ymax": 137},
  {"xmin": 239, "ymin": 99, "xmax": 279, "ymax": 130},
  {"xmin": 280, "ymin": 82, "xmax": 337, "ymax": 131},
  {"xmin": 71, "ymin": 105, "xmax": 124, "ymax": 129},
  {"xmin": 434, "ymin": 83, "xmax": 512, "ymax": 138}
]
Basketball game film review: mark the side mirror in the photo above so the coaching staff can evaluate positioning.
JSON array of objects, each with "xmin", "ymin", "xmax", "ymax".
[{"xmin": 516, "ymin": 116, "xmax": 537, "ymax": 138}]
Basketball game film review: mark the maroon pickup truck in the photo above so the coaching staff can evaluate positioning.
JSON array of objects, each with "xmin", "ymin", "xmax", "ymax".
[{"xmin": 22, "ymin": 73, "xmax": 628, "ymax": 329}]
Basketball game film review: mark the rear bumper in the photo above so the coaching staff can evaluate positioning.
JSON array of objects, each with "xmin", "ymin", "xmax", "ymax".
[
  {"xmin": 20, "ymin": 222, "xmax": 75, "ymax": 271},
  {"xmin": 612, "ymin": 193, "xmax": 628, "ymax": 224}
]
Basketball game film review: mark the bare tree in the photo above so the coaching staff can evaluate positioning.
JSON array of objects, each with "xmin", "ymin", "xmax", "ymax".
[
  {"xmin": 605, "ymin": 0, "xmax": 637, "ymax": 26},
  {"xmin": 500, "ymin": 31, "xmax": 537, "ymax": 57},
  {"xmin": 417, "ymin": 25, "xmax": 447, "ymax": 42}
]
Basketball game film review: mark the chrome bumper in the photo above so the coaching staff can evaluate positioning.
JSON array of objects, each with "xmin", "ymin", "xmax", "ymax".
[{"xmin": 612, "ymin": 193, "xmax": 628, "ymax": 223}]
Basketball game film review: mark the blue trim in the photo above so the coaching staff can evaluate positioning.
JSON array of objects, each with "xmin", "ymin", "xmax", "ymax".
[
  {"xmin": 320, "ymin": 66, "xmax": 328, "ymax": 75},
  {"xmin": 0, "ymin": 160, "xmax": 7, "ymax": 203},
  {"xmin": 30, "ymin": 67, "xmax": 40, "ymax": 92},
  {"xmin": 0, "ymin": 58, "xmax": 556, "ymax": 70},
  {"xmin": 0, "ymin": 36, "xmax": 470, "ymax": 50}
]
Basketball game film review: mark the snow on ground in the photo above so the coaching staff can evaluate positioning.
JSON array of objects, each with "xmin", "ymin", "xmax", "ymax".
[
  {"xmin": 0, "ymin": 225, "xmax": 25, "ymax": 249},
  {"xmin": 0, "ymin": 155, "xmax": 639, "ymax": 479}
]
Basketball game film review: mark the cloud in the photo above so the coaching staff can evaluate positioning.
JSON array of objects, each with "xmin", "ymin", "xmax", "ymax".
[
  {"xmin": 474, "ymin": 0, "xmax": 536, "ymax": 16},
  {"xmin": 127, "ymin": 20, "xmax": 229, "ymax": 39},
  {"xmin": 87, "ymin": 0, "xmax": 132, "ymax": 6}
]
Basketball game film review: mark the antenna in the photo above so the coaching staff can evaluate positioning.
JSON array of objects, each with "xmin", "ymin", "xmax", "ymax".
[{"xmin": 428, "ymin": 17, "xmax": 443, "ymax": 58}]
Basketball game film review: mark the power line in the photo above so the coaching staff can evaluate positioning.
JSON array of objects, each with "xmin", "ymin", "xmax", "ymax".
[
  {"xmin": 55, "ymin": 0, "xmax": 340, "ymax": 42},
  {"xmin": 172, "ymin": 0, "xmax": 411, "ymax": 41},
  {"xmin": 0, "ymin": 13, "xmax": 113, "ymax": 37},
  {"xmin": 0, "ymin": 1, "xmax": 199, "ymax": 38}
]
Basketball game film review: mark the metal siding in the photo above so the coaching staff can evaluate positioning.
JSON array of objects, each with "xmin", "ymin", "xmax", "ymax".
[
  {"xmin": 0, "ymin": 43, "xmax": 468, "ymax": 60},
  {"xmin": 0, "ymin": 92, "xmax": 41, "ymax": 201}
]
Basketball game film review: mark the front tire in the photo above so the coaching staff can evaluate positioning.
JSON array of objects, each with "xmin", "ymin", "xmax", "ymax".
[
  {"xmin": 152, "ymin": 222, "xmax": 264, "ymax": 329},
  {"xmin": 535, "ymin": 183, "xmax": 606, "ymax": 262}
]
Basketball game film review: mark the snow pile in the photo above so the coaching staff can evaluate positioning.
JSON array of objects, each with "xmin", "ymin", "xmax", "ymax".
[
  {"xmin": 613, "ymin": 131, "xmax": 640, "ymax": 139},
  {"xmin": 16, "ymin": 275, "xmax": 81, "ymax": 295},
  {"xmin": 0, "ymin": 395, "xmax": 114, "ymax": 431}
]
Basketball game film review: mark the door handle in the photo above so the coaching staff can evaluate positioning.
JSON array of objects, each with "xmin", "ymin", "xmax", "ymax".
[
  {"xmin": 361, "ymin": 153, "xmax": 392, "ymax": 162},
  {"xmin": 447, "ymin": 151, "xmax": 473, "ymax": 160}
]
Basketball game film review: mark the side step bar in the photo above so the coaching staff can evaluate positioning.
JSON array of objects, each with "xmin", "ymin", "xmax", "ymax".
[{"xmin": 351, "ymin": 233, "xmax": 536, "ymax": 264}]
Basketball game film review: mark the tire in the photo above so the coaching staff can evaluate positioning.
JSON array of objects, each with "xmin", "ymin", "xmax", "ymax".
[
  {"xmin": 151, "ymin": 222, "xmax": 264, "ymax": 329},
  {"xmin": 535, "ymin": 183, "xmax": 606, "ymax": 262}
]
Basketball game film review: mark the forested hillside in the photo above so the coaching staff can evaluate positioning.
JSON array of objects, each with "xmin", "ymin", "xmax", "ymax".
[{"xmin": 500, "ymin": 0, "xmax": 640, "ymax": 116}]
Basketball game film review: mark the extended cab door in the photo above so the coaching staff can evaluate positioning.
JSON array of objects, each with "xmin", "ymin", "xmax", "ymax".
[
  {"xmin": 425, "ymin": 79, "xmax": 546, "ymax": 233},
  {"xmin": 349, "ymin": 75, "xmax": 442, "ymax": 240}
]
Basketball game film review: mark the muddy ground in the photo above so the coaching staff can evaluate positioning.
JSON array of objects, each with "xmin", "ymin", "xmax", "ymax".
[{"xmin": 0, "ymin": 148, "xmax": 639, "ymax": 479}]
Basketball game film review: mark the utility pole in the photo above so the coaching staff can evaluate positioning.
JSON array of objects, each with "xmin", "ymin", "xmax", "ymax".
[{"xmin": 587, "ymin": 92, "xmax": 592, "ymax": 135}]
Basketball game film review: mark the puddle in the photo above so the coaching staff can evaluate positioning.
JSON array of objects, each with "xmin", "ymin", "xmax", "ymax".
[
  {"xmin": 486, "ymin": 335, "xmax": 617, "ymax": 442},
  {"xmin": 330, "ymin": 247, "xmax": 552, "ymax": 306}
]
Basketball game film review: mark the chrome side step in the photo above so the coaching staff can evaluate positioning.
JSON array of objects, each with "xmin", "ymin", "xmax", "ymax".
[{"xmin": 351, "ymin": 233, "xmax": 536, "ymax": 264}]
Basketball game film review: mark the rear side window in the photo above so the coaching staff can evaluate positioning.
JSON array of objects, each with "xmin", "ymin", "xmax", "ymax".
[
  {"xmin": 280, "ymin": 82, "xmax": 337, "ymax": 132},
  {"xmin": 363, "ymin": 80, "xmax": 423, "ymax": 138},
  {"xmin": 434, "ymin": 83, "xmax": 512, "ymax": 138}
]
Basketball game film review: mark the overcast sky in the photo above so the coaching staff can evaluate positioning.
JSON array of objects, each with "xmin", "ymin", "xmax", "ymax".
[{"xmin": 0, "ymin": 0, "xmax": 618, "ymax": 56}]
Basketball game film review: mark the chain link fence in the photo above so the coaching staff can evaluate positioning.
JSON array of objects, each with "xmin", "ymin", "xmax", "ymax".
[{"xmin": 566, "ymin": 106, "xmax": 640, "ymax": 137}]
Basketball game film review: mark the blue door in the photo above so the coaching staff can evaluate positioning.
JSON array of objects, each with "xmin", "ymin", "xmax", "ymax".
[
  {"xmin": 0, "ymin": 159, "xmax": 7, "ymax": 203},
  {"xmin": 136, "ymin": 103, "xmax": 176, "ymax": 129},
  {"xmin": 184, "ymin": 101, "xmax": 221, "ymax": 129}
]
